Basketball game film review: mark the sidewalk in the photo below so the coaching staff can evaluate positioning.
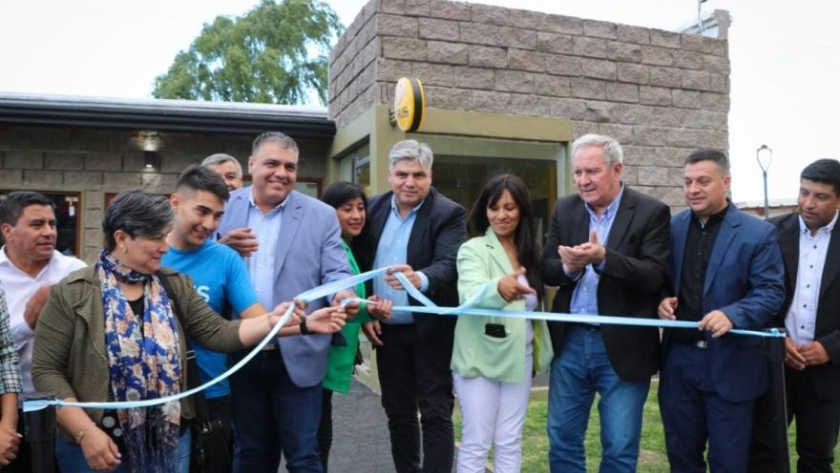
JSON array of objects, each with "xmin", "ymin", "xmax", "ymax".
[
  {"xmin": 327, "ymin": 378, "xmax": 395, "ymax": 472},
  {"xmin": 324, "ymin": 373, "xmax": 552, "ymax": 473}
]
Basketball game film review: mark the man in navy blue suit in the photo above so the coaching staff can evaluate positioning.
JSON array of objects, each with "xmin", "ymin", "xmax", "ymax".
[{"xmin": 657, "ymin": 149, "xmax": 785, "ymax": 472}]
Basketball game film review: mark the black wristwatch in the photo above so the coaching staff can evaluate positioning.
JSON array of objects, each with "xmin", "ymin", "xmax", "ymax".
[{"xmin": 299, "ymin": 316, "xmax": 310, "ymax": 335}]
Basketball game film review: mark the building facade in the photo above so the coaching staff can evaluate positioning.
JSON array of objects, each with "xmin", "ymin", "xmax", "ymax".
[{"xmin": 1, "ymin": 0, "xmax": 731, "ymax": 264}]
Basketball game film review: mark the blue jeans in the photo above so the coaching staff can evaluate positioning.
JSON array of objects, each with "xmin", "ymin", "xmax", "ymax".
[
  {"xmin": 56, "ymin": 427, "xmax": 190, "ymax": 473},
  {"xmin": 547, "ymin": 325, "xmax": 650, "ymax": 473},
  {"xmin": 230, "ymin": 349, "xmax": 323, "ymax": 473}
]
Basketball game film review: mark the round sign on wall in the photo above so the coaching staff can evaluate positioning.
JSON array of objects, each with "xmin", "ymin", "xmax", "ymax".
[{"xmin": 393, "ymin": 77, "xmax": 426, "ymax": 132}]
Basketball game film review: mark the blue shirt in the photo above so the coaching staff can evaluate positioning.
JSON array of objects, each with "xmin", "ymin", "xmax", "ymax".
[
  {"xmin": 247, "ymin": 192, "xmax": 286, "ymax": 310},
  {"xmin": 162, "ymin": 240, "xmax": 260, "ymax": 398},
  {"xmin": 373, "ymin": 197, "xmax": 430, "ymax": 324},
  {"xmin": 569, "ymin": 185, "xmax": 625, "ymax": 318}
]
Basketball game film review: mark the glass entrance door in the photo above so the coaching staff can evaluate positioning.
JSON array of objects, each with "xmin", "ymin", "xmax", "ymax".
[{"xmin": 434, "ymin": 155, "xmax": 558, "ymax": 243}]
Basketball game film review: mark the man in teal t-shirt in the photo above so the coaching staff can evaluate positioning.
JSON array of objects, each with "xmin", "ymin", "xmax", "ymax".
[
  {"xmin": 163, "ymin": 165, "xmax": 345, "ymax": 473},
  {"xmin": 164, "ymin": 166, "xmax": 264, "ymax": 473}
]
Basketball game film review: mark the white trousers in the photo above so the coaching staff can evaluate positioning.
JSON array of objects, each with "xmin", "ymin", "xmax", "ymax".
[{"xmin": 453, "ymin": 349, "xmax": 533, "ymax": 473}]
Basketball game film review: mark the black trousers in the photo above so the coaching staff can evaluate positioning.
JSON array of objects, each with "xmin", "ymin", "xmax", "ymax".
[
  {"xmin": 3, "ymin": 409, "xmax": 33, "ymax": 473},
  {"xmin": 317, "ymin": 388, "xmax": 334, "ymax": 473},
  {"xmin": 203, "ymin": 395, "xmax": 234, "ymax": 473},
  {"xmin": 749, "ymin": 366, "xmax": 840, "ymax": 473},
  {"xmin": 377, "ymin": 323, "xmax": 454, "ymax": 473}
]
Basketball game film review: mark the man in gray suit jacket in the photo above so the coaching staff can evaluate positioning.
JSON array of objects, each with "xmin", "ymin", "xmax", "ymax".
[{"xmin": 217, "ymin": 132, "xmax": 355, "ymax": 473}]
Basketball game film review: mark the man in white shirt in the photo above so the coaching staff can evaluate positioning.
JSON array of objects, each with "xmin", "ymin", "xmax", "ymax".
[
  {"xmin": 0, "ymin": 191, "xmax": 85, "ymax": 472},
  {"xmin": 749, "ymin": 158, "xmax": 840, "ymax": 472}
]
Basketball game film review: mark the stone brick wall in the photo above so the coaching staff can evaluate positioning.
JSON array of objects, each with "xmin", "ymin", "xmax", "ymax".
[
  {"xmin": 328, "ymin": 0, "xmax": 730, "ymax": 208},
  {"xmin": 0, "ymin": 126, "xmax": 329, "ymax": 262}
]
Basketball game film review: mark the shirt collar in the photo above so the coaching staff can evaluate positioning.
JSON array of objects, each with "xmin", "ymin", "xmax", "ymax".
[
  {"xmin": 249, "ymin": 188, "xmax": 289, "ymax": 211},
  {"xmin": 798, "ymin": 209, "xmax": 839, "ymax": 236},
  {"xmin": 692, "ymin": 200, "xmax": 730, "ymax": 227},
  {"xmin": 584, "ymin": 183, "xmax": 625, "ymax": 219},
  {"xmin": 389, "ymin": 194, "xmax": 425, "ymax": 218},
  {"xmin": 0, "ymin": 245, "xmax": 58, "ymax": 275}
]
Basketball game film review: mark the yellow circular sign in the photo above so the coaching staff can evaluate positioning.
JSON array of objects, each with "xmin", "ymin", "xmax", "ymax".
[{"xmin": 394, "ymin": 77, "xmax": 426, "ymax": 132}]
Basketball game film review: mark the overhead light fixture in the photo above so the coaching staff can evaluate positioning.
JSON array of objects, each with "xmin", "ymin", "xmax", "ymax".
[{"xmin": 144, "ymin": 150, "xmax": 159, "ymax": 170}]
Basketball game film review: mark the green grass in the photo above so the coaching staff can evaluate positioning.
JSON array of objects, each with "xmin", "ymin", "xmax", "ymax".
[{"xmin": 454, "ymin": 381, "xmax": 840, "ymax": 472}]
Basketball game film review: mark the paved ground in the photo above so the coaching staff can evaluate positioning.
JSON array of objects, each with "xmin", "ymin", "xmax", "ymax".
[
  {"xmin": 280, "ymin": 364, "xmax": 551, "ymax": 472},
  {"xmin": 327, "ymin": 379, "xmax": 395, "ymax": 472},
  {"xmin": 323, "ymin": 374, "xmax": 550, "ymax": 473}
]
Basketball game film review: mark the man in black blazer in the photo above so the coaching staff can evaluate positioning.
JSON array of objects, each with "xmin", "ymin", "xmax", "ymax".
[
  {"xmin": 357, "ymin": 139, "xmax": 467, "ymax": 473},
  {"xmin": 749, "ymin": 158, "xmax": 840, "ymax": 473},
  {"xmin": 541, "ymin": 134, "xmax": 671, "ymax": 472}
]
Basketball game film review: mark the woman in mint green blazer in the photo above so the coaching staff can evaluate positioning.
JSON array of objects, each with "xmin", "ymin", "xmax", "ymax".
[
  {"xmin": 318, "ymin": 182, "xmax": 392, "ymax": 473},
  {"xmin": 451, "ymin": 174, "xmax": 553, "ymax": 473}
]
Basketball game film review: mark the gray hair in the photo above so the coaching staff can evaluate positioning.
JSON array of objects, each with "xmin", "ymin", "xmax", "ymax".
[
  {"xmin": 571, "ymin": 134, "xmax": 624, "ymax": 165},
  {"xmin": 202, "ymin": 153, "xmax": 243, "ymax": 177},
  {"xmin": 388, "ymin": 139, "xmax": 434, "ymax": 170},
  {"xmin": 252, "ymin": 131, "xmax": 299, "ymax": 158},
  {"xmin": 102, "ymin": 189, "xmax": 174, "ymax": 252}
]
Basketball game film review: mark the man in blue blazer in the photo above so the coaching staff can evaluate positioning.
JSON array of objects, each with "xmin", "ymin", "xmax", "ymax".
[
  {"xmin": 217, "ymin": 132, "xmax": 354, "ymax": 473},
  {"xmin": 658, "ymin": 149, "xmax": 785, "ymax": 472},
  {"xmin": 356, "ymin": 139, "xmax": 467, "ymax": 473}
]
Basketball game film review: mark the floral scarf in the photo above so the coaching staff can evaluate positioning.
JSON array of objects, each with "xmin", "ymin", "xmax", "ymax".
[{"xmin": 98, "ymin": 250, "xmax": 181, "ymax": 471}]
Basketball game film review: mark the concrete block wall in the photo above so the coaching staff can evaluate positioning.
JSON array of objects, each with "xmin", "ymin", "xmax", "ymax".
[
  {"xmin": 0, "ymin": 126, "xmax": 329, "ymax": 262},
  {"xmin": 328, "ymin": 0, "xmax": 731, "ymax": 207}
]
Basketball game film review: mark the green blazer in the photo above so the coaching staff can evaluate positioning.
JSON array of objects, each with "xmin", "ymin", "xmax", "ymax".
[
  {"xmin": 322, "ymin": 241, "xmax": 373, "ymax": 393},
  {"xmin": 450, "ymin": 229, "xmax": 553, "ymax": 384}
]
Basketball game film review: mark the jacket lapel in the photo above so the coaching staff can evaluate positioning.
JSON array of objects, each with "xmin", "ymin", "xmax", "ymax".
[
  {"xmin": 571, "ymin": 199, "xmax": 589, "ymax": 245},
  {"xmin": 606, "ymin": 189, "xmax": 635, "ymax": 250},
  {"xmin": 370, "ymin": 192, "xmax": 392, "ymax": 252},
  {"xmin": 484, "ymin": 228, "xmax": 514, "ymax": 274},
  {"xmin": 820, "ymin": 218, "xmax": 840, "ymax": 301},
  {"xmin": 70, "ymin": 269, "xmax": 108, "ymax": 361},
  {"xmin": 407, "ymin": 190, "xmax": 434, "ymax": 266},
  {"xmin": 778, "ymin": 215, "xmax": 800, "ymax": 295},
  {"xmin": 704, "ymin": 208, "xmax": 740, "ymax": 298},
  {"xmin": 672, "ymin": 211, "xmax": 690, "ymax": 292},
  {"xmin": 274, "ymin": 192, "xmax": 303, "ymax": 278},
  {"xmin": 224, "ymin": 189, "xmax": 251, "ymax": 233}
]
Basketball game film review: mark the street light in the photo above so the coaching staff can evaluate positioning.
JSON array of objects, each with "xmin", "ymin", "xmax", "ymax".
[{"xmin": 756, "ymin": 144, "xmax": 773, "ymax": 219}]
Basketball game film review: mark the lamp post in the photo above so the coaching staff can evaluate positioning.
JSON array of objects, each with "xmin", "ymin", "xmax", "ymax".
[{"xmin": 756, "ymin": 144, "xmax": 773, "ymax": 219}]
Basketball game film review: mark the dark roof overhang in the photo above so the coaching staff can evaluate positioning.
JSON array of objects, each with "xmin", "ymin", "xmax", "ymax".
[{"xmin": 0, "ymin": 93, "xmax": 335, "ymax": 139}]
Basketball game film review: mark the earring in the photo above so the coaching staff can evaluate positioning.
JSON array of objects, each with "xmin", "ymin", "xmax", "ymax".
[{"xmin": 121, "ymin": 247, "xmax": 127, "ymax": 254}]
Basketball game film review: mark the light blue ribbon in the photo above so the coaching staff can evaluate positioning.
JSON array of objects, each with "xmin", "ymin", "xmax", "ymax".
[{"xmin": 23, "ymin": 267, "xmax": 782, "ymax": 412}]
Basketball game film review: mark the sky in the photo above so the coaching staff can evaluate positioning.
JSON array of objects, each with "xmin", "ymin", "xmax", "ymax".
[{"xmin": 1, "ymin": 0, "xmax": 838, "ymax": 203}]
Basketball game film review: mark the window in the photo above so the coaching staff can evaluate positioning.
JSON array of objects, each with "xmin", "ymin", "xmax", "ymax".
[{"xmin": 338, "ymin": 143, "xmax": 371, "ymax": 194}]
